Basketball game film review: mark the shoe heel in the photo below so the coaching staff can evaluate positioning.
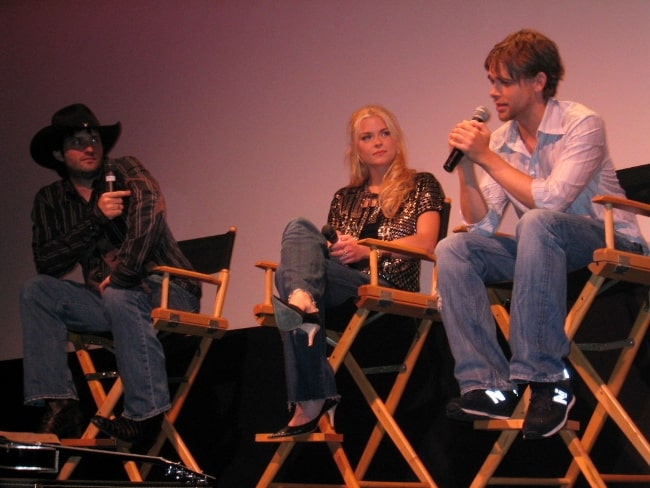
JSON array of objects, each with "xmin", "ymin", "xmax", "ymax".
[
  {"xmin": 325, "ymin": 401, "xmax": 337, "ymax": 428},
  {"xmin": 272, "ymin": 296, "xmax": 321, "ymax": 346},
  {"xmin": 300, "ymin": 322, "xmax": 320, "ymax": 347}
]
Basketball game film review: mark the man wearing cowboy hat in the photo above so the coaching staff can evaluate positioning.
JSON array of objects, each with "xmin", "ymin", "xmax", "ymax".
[{"xmin": 21, "ymin": 103, "xmax": 201, "ymax": 451}]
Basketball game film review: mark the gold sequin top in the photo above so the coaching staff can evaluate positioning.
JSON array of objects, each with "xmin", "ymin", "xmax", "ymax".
[{"xmin": 327, "ymin": 172, "xmax": 445, "ymax": 291}]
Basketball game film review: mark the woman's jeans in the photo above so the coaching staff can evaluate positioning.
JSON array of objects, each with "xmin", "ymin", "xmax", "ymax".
[
  {"xmin": 275, "ymin": 217, "xmax": 389, "ymax": 404},
  {"xmin": 436, "ymin": 209, "xmax": 644, "ymax": 394},
  {"xmin": 21, "ymin": 274, "xmax": 199, "ymax": 421}
]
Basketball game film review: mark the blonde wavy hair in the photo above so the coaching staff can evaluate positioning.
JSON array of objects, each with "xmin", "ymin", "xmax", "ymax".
[{"xmin": 345, "ymin": 105, "xmax": 416, "ymax": 218}]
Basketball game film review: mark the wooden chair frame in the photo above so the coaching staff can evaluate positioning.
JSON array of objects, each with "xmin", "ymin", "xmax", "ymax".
[
  {"xmin": 58, "ymin": 333, "xmax": 140, "ymax": 481},
  {"xmin": 57, "ymin": 226, "xmax": 237, "ymax": 482},
  {"xmin": 469, "ymin": 193, "xmax": 650, "ymax": 487},
  {"xmin": 253, "ymin": 200, "xmax": 450, "ymax": 488}
]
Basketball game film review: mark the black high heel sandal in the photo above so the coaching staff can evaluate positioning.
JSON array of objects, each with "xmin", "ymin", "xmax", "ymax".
[
  {"xmin": 270, "ymin": 398, "xmax": 339, "ymax": 438},
  {"xmin": 272, "ymin": 295, "xmax": 321, "ymax": 346}
]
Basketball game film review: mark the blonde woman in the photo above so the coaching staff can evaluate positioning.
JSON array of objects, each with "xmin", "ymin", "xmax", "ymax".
[{"xmin": 270, "ymin": 105, "xmax": 445, "ymax": 437}]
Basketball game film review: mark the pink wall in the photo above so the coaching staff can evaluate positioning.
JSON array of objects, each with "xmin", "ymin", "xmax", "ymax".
[{"xmin": 2, "ymin": 0, "xmax": 649, "ymax": 360}]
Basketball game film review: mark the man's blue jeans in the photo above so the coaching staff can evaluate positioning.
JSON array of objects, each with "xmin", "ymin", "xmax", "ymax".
[
  {"xmin": 21, "ymin": 274, "xmax": 199, "ymax": 421},
  {"xmin": 274, "ymin": 217, "xmax": 391, "ymax": 404},
  {"xmin": 436, "ymin": 209, "xmax": 643, "ymax": 394}
]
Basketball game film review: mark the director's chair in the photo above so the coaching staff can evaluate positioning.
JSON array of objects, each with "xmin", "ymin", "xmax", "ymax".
[
  {"xmin": 58, "ymin": 226, "xmax": 237, "ymax": 481},
  {"xmin": 468, "ymin": 165, "xmax": 650, "ymax": 487},
  {"xmin": 253, "ymin": 199, "xmax": 450, "ymax": 488}
]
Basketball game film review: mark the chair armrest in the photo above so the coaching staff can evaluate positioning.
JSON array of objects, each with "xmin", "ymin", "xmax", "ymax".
[
  {"xmin": 357, "ymin": 238, "xmax": 437, "ymax": 289},
  {"xmin": 151, "ymin": 265, "xmax": 226, "ymax": 311},
  {"xmin": 151, "ymin": 265, "xmax": 222, "ymax": 286},
  {"xmin": 593, "ymin": 194, "xmax": 650, "ymax": 249},
  {"xmin": 452, "ymin": 224, "xmax": 468, "ymax": 233},
  {"xmin": 254, "ymin": 261, "xmax": 278, "ymax": 306},
  {"xmin": 357, "ymin": 238, "xmax": 436, "ymax": 262},
  {"xmin": 592, "ymin": 195, "xmax": 650, "ymax": 217},
  {"xmin": 254, "ymin": 261, "xmax": 278, "ymax": 271}
]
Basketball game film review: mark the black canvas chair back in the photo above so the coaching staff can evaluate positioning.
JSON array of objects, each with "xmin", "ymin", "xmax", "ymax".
[{"xmin": 178, "ymin": 229, "xmax": 236, "ymax": 275}]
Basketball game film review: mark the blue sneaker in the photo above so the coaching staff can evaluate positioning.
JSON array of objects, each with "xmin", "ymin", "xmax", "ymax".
[
  {"xmin": 447, "ymin": 388, "xmax": 519, "ymax": 421},
  {"xmin": 522, "ymin": 379, "xmax": 575, "ymax": 440}
]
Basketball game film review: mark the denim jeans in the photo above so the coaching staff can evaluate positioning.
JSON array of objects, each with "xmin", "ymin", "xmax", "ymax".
[
  {"xmin": 21, "ymin": 274, "xmax": 199, "ymax": 421},
  {"xmin": 274, "ymin": 217, "xmax": 390, "ymax": 404},
  {"xmin": 436, "ymin": 209, "xmax": 643, "ymax": 394}
]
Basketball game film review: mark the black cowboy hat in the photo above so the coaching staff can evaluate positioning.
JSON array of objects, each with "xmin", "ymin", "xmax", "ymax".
[{"xmin": 30, "ymin": 103, "xmax": 122, "ymax": 169}]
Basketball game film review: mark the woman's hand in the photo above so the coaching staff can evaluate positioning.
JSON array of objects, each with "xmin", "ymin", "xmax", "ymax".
[{"xmin": 330, "ymin": 234, "xmax": 368, "ymax": 265}]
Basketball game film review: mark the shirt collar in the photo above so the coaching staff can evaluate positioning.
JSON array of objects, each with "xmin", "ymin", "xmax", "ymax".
[
  {"xmin": 536, "ymin": 98, "xmax": 564, "ymax": 136},
  {"xmin": 498, "ymin": 98, "xmax": 563, "ymax": 153}
]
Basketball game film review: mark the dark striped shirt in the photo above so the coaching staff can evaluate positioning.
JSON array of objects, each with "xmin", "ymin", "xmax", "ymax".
[{"xmin": 30, "ymin": 156, "xmax": 200, "ymax": 297}]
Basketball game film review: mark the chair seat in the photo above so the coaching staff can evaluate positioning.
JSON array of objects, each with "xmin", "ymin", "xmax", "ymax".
[
  {"xmin": 356, "ymin": 285, "xmax": 440, "ymax": 320},
  {"xmin": 151, "ymin": 308, "xmax": 229, "ymax": 336},
  {"xmin": 590, "ymin": 248, "xmax": 650, "ymax": 285},
  {"xmin": 254, "ymin": 288, "xmax": 440, "ymax": 325}
]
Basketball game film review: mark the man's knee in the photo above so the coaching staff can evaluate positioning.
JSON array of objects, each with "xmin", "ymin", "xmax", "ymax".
[
  {"xmin": 516, "ymin": 208, "xmax": 555, "ymax": 235},
  {"xmin": 102, "ymin": 285, "xmax": 137, "ymax": 308},
  {"xmin": 436, "ymin": 232, "xmax": 471, "ymax": 261}
]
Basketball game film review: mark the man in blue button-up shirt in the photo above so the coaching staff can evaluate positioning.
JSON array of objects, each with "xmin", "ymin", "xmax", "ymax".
[{"xmin": 436, "ymin": 29, "xmax": 647, "ymax": 440}]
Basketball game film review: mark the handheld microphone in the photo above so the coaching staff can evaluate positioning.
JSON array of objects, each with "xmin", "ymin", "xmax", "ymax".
[
  {"xmin": 321, "ymin": 224, "xmax": 338, "ymax": 244},
  {"xmin": 105, "ymin": 169, "xmax": 116, "ymax": 192},
  {"xmin": 443, "ymin": 106, "xmax": 491, "ymax": 173}
]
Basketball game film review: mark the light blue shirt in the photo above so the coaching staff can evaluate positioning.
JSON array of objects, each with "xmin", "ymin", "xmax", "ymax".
[{"xmin": 467, "ymin": 99, "xmax": 647, "ymax": 252}]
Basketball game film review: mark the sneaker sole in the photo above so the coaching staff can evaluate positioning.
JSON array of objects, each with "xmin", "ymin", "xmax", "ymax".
[
  {"xmin": 461, "ymin": 408, "xmax": 512, "ymax": 420},
  {"xmin": 522, "ymin": 395, "xmax": 576, "ymax": 440},
  {"xmin": 446, "ymin": 408, "xmax": 486, "ymax": 421}
]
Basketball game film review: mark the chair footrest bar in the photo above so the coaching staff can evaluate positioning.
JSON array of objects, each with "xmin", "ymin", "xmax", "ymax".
[
  {"xmin": 601, "ymin": 474, "xmax": 650, "ymax": 483},
  {"xmin": 577, "ymin": 338, "xmax": 634, "ymax": 351},
  {"xmin": 487, "ymin": 477, "xmax": 572, "ymax": 485},
  {"xmin": 268, "ymin": 483, "xmax": 431, "ymax": 487},
  {"xmin": 474, "ymin": 419, "xmax": 580, "ymax": 431},
  {"xmin": 85, "ymin": 371, "xmax": 119, "ymax": 380},
  {"xmin": 362, "ymin": 364, "xmax": 406, "ymax": 374},
  {"xmin": 60, "ymin": 438, "xmax": 118, "ymax": 448},
  {"xmin": 255, "ymin": 432, "xmax": 344, "ymax": 443}
]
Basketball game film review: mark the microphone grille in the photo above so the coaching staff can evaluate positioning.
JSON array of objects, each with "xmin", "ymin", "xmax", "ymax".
[
  {"xmin": 473, "ymin": 106, "xmax": 491, "ymax": 123},
  {"xmin": 321, "ymin": 224, "xmax": 338, "ymax": 243}
]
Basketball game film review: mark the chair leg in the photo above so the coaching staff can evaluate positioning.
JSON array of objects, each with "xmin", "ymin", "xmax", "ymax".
[
  {"xmin": 255, "ymin": 307, "xmax": 437, "ymax": 487},
  {"xmin": 564, "ymin": 292, "xmax": 650, "ymax": 483},
  {"xmin": 353, "ymin": 318, "xmax": 435, "ymax": 483},
  {"xmin": 57, "ymin": 378, "xmax": 143, "ymax": 482},
  {"xmin": 317, "ymin": 415, "xmax": 362, "ymax": 488},
  {"xmin": 469, "ymin": 429, "xmax": 519, "ymax": 488},
  {"xmin": 344, "ymin": 350, "xmax": 436, "ymax": 486},
  {"xmin": 478, "ymin": 278, "xmax": 650, "ymax": 486},
  {"xmin": 569, "ymin": 343, "xmax": 650, "ymax": 465},
  {"xmin": 255, "ymin": 443, "xmax": 296, "ymax": 488},
  {"xmin": 469, "ymin": 388, "xmax": 529, "ymax": 488},
  {"xmin": 328, "ymin": 308, "xmax": 370, "ymax": 374},
  {"xmin": 140, "ymin": 336, "xmax": 217, "ymax": 479},
  {"xmin": 559, "ymin": 429, "xmax": 607, "ymax": 488}
]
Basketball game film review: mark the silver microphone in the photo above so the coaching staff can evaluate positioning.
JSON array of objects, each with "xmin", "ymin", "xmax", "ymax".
[{"xmin": 105, "ymin": 169, "xmax": 116, "ymax": 192}]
